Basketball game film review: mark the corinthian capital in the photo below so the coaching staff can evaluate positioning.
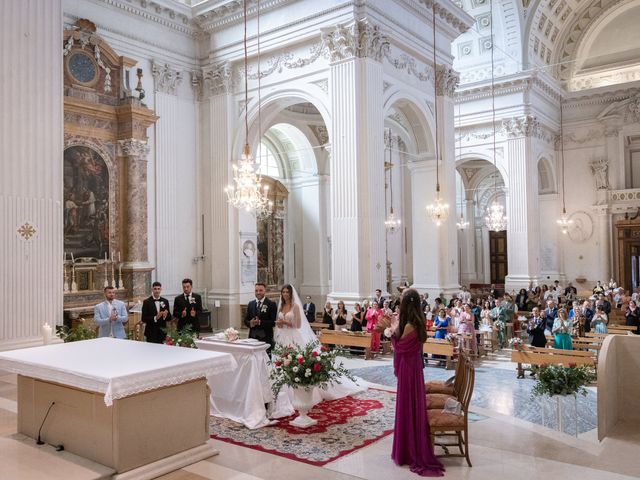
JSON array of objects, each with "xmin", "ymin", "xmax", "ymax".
[
  {"xmin": 321, "ymin": 19, "xmax": 390, "ymax": 63},
  {"xmin": 118, "ymin": 139, "xmax": 150, "ymax": 159},
  {"xmin": 501, "ymin": 115, "xmax": 539, "ymax": 138},
  {"xmin": 151, "ymin": 61, "xmax": 183, "ymax": 95},
  {"xmin": 435, "ymin": 65, "xmax": 459, "ymax": 96},
  {"xmin": 202, "ymin": 62, "xmax": 233, "ymax": 96}
]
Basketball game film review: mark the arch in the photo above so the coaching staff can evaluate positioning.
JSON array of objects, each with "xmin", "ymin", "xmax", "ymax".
[
  {"xmin": 262, "ymin": 123, "xmax": 318, "ymax": 178},
  {"xmin": 537, "ymin": 156, "xmax": 556, "ymax": 194},
  {"xmin": 455, "ymin": 152, "xmax": 509, "ymax": 187},
  {"xmin": 383, "ymin": 89, "xmax": 435, "ymax": 155}
]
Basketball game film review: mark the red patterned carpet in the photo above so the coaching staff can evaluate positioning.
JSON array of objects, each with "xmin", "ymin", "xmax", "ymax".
[{"xmin": 210, "ymin": 388, "xmax": 396, "ymax": 466}]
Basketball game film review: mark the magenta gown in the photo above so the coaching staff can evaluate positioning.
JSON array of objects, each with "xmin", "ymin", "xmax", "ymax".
[{"xmin": 391, "ymin": 329, "xmax": 445, "ymax": 477}]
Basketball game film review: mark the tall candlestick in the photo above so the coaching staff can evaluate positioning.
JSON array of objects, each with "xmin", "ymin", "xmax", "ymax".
[
  {"xmin": 71, "ymin": 265, "xmax": 77, "ymax": 292},
  {"xmin": 105, "ymin": 251, "xmax": 108, "ymax": 262},
  {"xmin": 118, "ymin": 251, "xmax": 121, "ymax": 263},
  {"xmin": 71, "ymin": 252, "xmax": 75, "ymax": 263},
  {"xmin": 118, "ymin": 262, "xmax": 124, "ymax": 290},
  {"xmin": 63, "ymin": 264, "xmax": 69, "ymax": 292},
  {"xmin": 111, "ymin": 258, "xmax": 115, "ymax": 288}
]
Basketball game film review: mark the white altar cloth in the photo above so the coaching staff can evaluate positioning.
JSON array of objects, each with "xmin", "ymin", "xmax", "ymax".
[
  {"xmin": 0, "ymin": 337, "xmax": 237, "ymax": 406},
  {"xmin": 196, "ymin": 337, "xmax": 273, "ymax": 429}
]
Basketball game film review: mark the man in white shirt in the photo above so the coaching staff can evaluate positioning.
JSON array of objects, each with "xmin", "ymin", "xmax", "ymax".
[{"xmin": 458, "ymin": 286, "xmax": 471, "ymax": 304}]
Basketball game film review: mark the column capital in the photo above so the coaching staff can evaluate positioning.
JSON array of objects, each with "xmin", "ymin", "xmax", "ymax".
[
  {"xmin": 435, "ymin": 65, "xmax": 459, "ymax": 97},
  {"xmin": 202, "ymin": 62, "xmax": 233, "ymax": 97},
  {"xmin": 151, "ymin": 60, "xmax": 183, "ymax": 95},
  {"xmin": 118, "ymin": 139, "xmax": 149, "ymax": 159},
  {"xmin": 501, "ymin": 115, "xmax": 539, "ymax": 138},
  {"xmin": 321, "ymin": 19, "xmax": 390, "ymax": 63}
]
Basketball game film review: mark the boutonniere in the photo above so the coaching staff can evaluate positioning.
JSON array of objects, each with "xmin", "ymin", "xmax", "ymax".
[
  {"xmin": 160, "ymin": 301, "xmax": 166, "ymax": 309},
  {"xmin": 188, "ymin": 295, "xmax": 195, "ymax": 305},
  {"xmin": 260, "ymin": 304, "xmax": 268, "ymax": 313}
]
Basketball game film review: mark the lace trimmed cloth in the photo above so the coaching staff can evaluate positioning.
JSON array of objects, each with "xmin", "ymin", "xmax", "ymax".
[{"xmin": 0, "ymin": 337, "xmax": 237, "ymax": 406}]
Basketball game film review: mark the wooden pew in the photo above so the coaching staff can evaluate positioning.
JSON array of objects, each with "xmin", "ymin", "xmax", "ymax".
[
  {"xmin": 309, "ymin": 322, "xmax": 331, "ymax": 334},
  {"xmin": 510, "ymin": 346, "xmax": 595, "ymax": 378},
  {"xmin": 608, "ymin": 325, "xmax": 636, "ymax": 334},
  {"xmin": 423, "ymin": 339, "xmax": 456, "ymax": 369},
  {"xmin": 319, "ymin": 330, "xmax": 373, "ymax": 359}
]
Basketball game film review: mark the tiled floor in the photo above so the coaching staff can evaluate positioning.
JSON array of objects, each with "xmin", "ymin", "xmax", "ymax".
[{"xmin": 1, "ymin": 352, "xmax": 639, "ymax": 480}]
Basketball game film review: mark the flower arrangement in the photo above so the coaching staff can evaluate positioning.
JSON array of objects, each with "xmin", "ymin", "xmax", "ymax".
[
  {"xmin": 270, "ymin": 341, "xmax": 355, "ymax": 397},
  {"xmin": 531, "ymin": 364, "xmax": 596, "ymax": 397},
  {"xmin": 163, "ymin": 326, "xmax": 197, "ymax": 348},
  {"xmin": 58, "ymin": 321, "xmax": 96, "ymax": 342},
  {"xmin": 508, "ymin": 337, "xmax": 524, "ymax": 350},
  {"xmin": 494, "ymin": 320, "xmax": 505, "ymax": 331},
  {"xmin": 444, "ymin": 333, "xmax": 457, "ymax": 344},
  {"xmin": 224, "ymin": 327, "xmax": 239, "ymax": 342}
]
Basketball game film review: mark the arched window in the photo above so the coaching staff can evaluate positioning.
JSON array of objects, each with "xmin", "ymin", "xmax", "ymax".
[{"xmin": 256, "ymin": 142, "xmax": 281, "ymax": 179}]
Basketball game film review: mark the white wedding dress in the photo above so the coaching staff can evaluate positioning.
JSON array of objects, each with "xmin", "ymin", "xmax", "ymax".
[{"xmin": 269, "ymin": 291, "xmax": 368, "ymax": 420}]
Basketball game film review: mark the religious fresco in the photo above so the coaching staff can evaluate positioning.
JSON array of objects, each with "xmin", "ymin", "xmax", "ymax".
[
  {"xmin": 257, "ymin": 213, "xmax": 285, "ymax": 288},
  {"xmin": 63, "ymin": 145, "xmax": 109, "ymax": 259}
]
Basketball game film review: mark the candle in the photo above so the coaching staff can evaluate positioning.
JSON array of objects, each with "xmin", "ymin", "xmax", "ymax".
[
  {"xmin": 105, "ymin": 251, "xmax": 108, "ymax": 261},
  {"xmin": 71, "ymin": 252, "xmax": 74, "ymax": 263},
  {"xmin": 64, "ymin": 251, "xmax": 66, "ymax": 263},
  {"xmin": 112, "ymin": 251, "xmax": 115, "ymax": 264},
  {"xmin": 42, "ymin": 323, "xmax": 52, "ymax": 345},
  {"xmin": 118, "ymin": 251, "xmax": 121, "ymax": 263}
]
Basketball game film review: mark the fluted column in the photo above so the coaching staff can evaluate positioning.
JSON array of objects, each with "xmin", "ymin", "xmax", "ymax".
[
  {"xmin": 322, "ymin": 20, "xmax": 388, "ymax": 302},
  {"xmin": 594, "ymin": 206, "xmax": 612, "ymax": 282},
  {"xmin": 502, "ymin": 115, "xmax": 541, "ymax": 290},
  {"xmin": 460, "ymin": 199, "xmax": 477, "ymax": 284},
  {"xmin": 0, "ymin": 0, "xmax": 63, "ymax": 350}
]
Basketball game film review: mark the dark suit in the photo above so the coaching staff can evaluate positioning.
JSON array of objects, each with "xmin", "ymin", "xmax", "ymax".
[
  {"xmin": 527, "ymin": 317, "xmax": 547, "ymax": 348},
  {"xmin": 544, "ymin": 307, "xmax": 558, "ymax": 332},
  {"xmin": 581, "ymin": 307, "xmax": 594, "ymax": 333},
  {"xmin": 173, "ymin": 292, "xmax": 203, "ymax": 333},
  {"xmin": 303, "ymin": 302, "xmax": 316, "ymax": 323},
  {"xmin": 142, "ymin": 296, "xmax": 171, "ymax": 343},
  {"xmin": 244, "ymin": 297, "xmax": 277, "ymax": 351},
  {"xmin": 375, "ymin": 296, "xmax": 385, "ymax": 309}
]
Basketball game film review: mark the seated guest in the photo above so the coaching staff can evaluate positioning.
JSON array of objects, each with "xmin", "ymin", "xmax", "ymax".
[
  {"xmin": 625, "ymin": 300, "xmax": 640, "ymax": 334},
  {"xmin": 333, "ymin": 300, "xmax": 348, "ymax": 327},
  {"xmin": 94, "ymin": 286, "xmax": 128, "ymax": 338},
  {"xmin": 552, "ymin": 308, "xmax": 572, "ymax": 350},
  {"xmin": 527, "ymin": 307, "xmax": 547, "ymax": 348},
  {"xmin": 303, "ymin": 295, "xmax": 315, "ymax": 323},
  {"xmin": 591, "ymin": 305, "xmax": 608, "ymax": 334},
  {"xmin": 322, "ymin": 301, "xmax": 335, "ymax": 330}
]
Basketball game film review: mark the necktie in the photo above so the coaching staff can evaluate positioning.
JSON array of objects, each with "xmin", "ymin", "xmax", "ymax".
[{"xmin": 257, "ymin": 301, "xmax": 262, "ymax": 311}]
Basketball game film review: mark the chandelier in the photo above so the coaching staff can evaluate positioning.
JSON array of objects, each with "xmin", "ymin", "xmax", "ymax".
[
  {"xmin": 455, "ymin": 98, "xmax": 468, "ymax": 231},
  {"xmin": 456, "ymin": 211, "xmax": 469, "ymax": 230},
  {"xmin": 385, "ymin": 130, "xmax": 402, "ymax": 233},
  {"xmin": 225, "ymin": 0, "xmax": 271, "ymax": 215},
  {"xmin": 426, "ymin": 2, "xmax": 449, "ymax": 225},
  {"xmin": 485, "ymin": 0, "xmax": 507, "ymax": 232},
  {"xmin": 556, "ymin": 98, "xmax": 573, "ymax": 234}
]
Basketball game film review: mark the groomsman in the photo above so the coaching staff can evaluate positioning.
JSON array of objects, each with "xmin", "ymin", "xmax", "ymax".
[
  {"xmin": 173, "ymin": 278, "xmax": 202, "ymax": 333},
  {"xmin": 374, "ymin": 289, "xmax": 385, "ymax": 309},
  {"xmin": 244, "ymin": 282, "xmax": 277, "ymax": 352},
  {"xmin": 94, "ymin": 286, "xmax": 128, "ymax": 338},
  {"xmin": 303, "ymin": 296, "xmax": 316, "ymax": 323},
  {"xmin": 142, "ymin": 282, "xmax": 171, "ymax": 343}
]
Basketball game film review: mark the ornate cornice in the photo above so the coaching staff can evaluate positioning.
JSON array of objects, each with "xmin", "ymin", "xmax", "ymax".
[
  {"xmin": 151, "ymin": 61, "xmax": 183, "ymax": 95},
  {"xmin": 202, "ymin": 62, "xmax": 233, "ymax": 97},
  {"xmin": 598, "ymin": 94, "xmax": 640, "ymax": 124},
  {"xmin": 501, "ymin": 115, "xmax": 539, "ymax": 138},
  {"xmin": 94, "ymin": 0, "xmax": 194, "ymax": 36},
  {"xmin": 436, "ymin": 65, "xmax": 459, "ymax": 96},
  {"xmin": 456, "ymin": 73, "xmax": 562, "ymax": 104},
  {"xmin": 321, "ymin": 19, "xmax": 390, "ymax": 63},
  {"xmin": 118, "ymin": 139, "xmax": 150, "ymax": 159}
]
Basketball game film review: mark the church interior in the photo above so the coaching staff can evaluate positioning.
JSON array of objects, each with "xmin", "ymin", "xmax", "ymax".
[{"xmin": 1, "ymin": 0, "xmax": 640, "ymax": 478}]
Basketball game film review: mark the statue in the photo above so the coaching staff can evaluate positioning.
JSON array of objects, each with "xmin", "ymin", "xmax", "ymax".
[{"xmin": 589, "ymin": 158, "xmax": 609, "ymax": 190}]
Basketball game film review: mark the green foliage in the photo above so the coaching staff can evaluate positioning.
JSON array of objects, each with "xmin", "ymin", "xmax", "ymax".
[
  {"xmin": 531, "ymin": 364, "xmax": 596, "ymax": 397},
  {"xmin": 163, "ymin": 325, "xmax": 197, "ymax": 348},
  {"xmin": 270, "ymin": 341, "xmax": 355, "ymax": 397},
  {"xmin": 58, "ymin": 323, "xmax": 97, "ymax": 342}
]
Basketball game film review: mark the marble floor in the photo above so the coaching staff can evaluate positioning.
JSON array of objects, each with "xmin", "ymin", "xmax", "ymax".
[{"xmin": 1, "ymin": 351, "xmax": 638, "ymax": 480}]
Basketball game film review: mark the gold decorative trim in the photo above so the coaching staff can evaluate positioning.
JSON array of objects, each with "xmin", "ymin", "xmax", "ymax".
[{"xmin": 17, "ymin": 222, "xmax": 37, "ymax": 241}]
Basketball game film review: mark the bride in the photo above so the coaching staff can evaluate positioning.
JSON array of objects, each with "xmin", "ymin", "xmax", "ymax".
[{"xmin": 269, "ymin": 284, "xmax": 368, "ymax": 418}]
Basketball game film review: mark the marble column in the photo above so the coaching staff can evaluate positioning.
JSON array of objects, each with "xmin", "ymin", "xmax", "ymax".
[
  {"xmin": 119, "ymin": 139, "xmax": 152, "ymax": 297},
  {"xmin": 502, "ymin": 115, "xmax": 542, "ymax": 290},
  {"xmin": 594, "ymin": 206, "xmax": 612, "ymax": 282},
  {"xmin": 460, "ymin": 199, "xmax": 477, "ymax": 284},
  {"xmin": 322, "ymin": 20, "xmax": 388, "ymax": 302},
  {"xmin": 0, "ymin": 0, "xmax": 63, "ymax": 350}
]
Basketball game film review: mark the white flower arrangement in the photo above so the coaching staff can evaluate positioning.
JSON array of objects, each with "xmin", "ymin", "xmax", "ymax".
[
  {"xmin": 384, "ymin": 327, "xmax": 393, "ymax": 338},
  {"xmin": 444, "ymin": 333, "xmax": 457, "ymax": 344},
  {"xmin": 508, "ymin": 337, "xmax": 524, "ymax": 350},
  {"xmin": 224, "ymin": 327, "xmax": 239, "ymax": 342}
]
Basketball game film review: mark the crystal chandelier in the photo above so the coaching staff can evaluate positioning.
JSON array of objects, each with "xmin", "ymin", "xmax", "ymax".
[
  {"xmin": 455, "ymin": 97, "xmax": 468, "ymax": 231},
  {"xmin": 485, "ymin": 1, "xmax": 507, "ymax": 232},
  {"xmin": 224, "ymin": 0, "xmax": 271, "ymax": 216},
  {"xmin": 456, "ymin": 211, "xmax": 469, "ymax": 230},
  {"xmin": 385, "ymin": 131, "xmax": 402, "ymax": 233},
  {"xmin": 556, "ymin": 98, "xmax": 573, "ymax": 234},
  {"xmin": 426, "ymin": 3, "xmax": 449, "ymax": 226}
]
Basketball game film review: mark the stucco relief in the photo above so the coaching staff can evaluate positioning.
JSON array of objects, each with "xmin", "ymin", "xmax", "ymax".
[
  {"xmin": 321, "ymin": 19, "xmax": 390, "ymax": 63},
  {"xmin": 151, "ymin": 61, "xmax": 183, "ymax": 95},
  {"xmin": 436, "ymin": 65, "xmax": 459, "ymax": 96},
  {"xmin": 502, "ymin": 115, "xmax": 539, "ymax": 138},
  {"xmin": 589, "ymin": 158, "xmax": 610, "ymax": 190}
]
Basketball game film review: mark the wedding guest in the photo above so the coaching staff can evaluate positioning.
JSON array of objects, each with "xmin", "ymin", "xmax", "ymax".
[
  {"xmin": 596, "ymin": 294, "xmax": 612, "ymax": 315},
  {"xmin": 544, "ymin": 299, "xmax": 558, "ymax": 336},
  {"xmin": 457, "ymin": 304, "xmax": 477, "ymax": 355},
  {"xmin": 593, "ymin": 280, "xmax": 605, "ymax": 296},
  {"xmin": 173, "ymin": 278, "xmax": 202, "ymax": 333},
  {"xmin": 94, "ymin": 286, "xmax": 128, "ymax": 338},
  {"xmin": 377, "ymin": 289, "xmax": 445, "ymax": 477},
  {"xmin": 244, "ymin": 282, "xmax": 277, "ymax": 352},
  {"xmin": 552, "ymin": 308, "xmax": 572, "ymax": 350},
  {"xmin": 490, "ymin": 298, "xmax": 507, "ymax": 348},
  {"xmin": 351, "ymin": 303, "xmax": 364, "ymax": 332},
  {"xmin": 374, "ymin": 288, "xmax": 385, "ymax": 308},
  {"xmin": 421, "ymin": 293, "xmax": 430, "ymax": 315},
  {"xmin": 564, "ymin": 282, "xmax": 577, "ymax": 301},
  {"xmin": 303, "ymin": 295, "xmax": 316, "ymax": 323},
  {"xmin": 366, "ymin": 302, "xmax": 382, "ymax": 354},
  {"xmin": 625, "ymin": 300, "xmax": 640, "ymax": 334},
  {"xmin": 333, "ymin": 300, "xmax": 348, "ymax": 327},
  {"xmin": 141, "ymin": 281, "xmax": 171, "ymax": 343},
  {"xmin": 619, "ymin": 290, "xmax": 631, "ymax": 311},
  {"xmin": 458, "ymin": 286, "xmax": 471, "ymax": 304},
  {"xmin": 591, "ymin": 305, "xmax": 608, "ymax": 334},
  {"xmin": 322, "ymin": 301, "xmax": 335, "ymax": 330},
  {"xmin": 527, "ymin": 307, "xmax": 547, "ymax": 348},
  {"xmin": 568, "ymin": 300, "xmax": 584, "ymax": 337},
  {"xmin": 515, "ymin": 288, "xmax": 528, "ymax": 312},
  {"xmin": 580, "ymin": 300, "xmax": 594, "ymax": 333}
]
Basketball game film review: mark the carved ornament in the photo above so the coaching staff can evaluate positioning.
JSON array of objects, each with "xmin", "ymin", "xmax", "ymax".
[
  {"xmin": 203, "ymin": 62, "xmax": 233, "ymax": 96},
  {"xmin": 501, "ymin": 115, "xmax": 539, "ymax": 138},
  {"xmin": 436, "ymin": 65, "xmax": 459, "ymax": 96},
  {"xmin": 118, "ymin": 139, "xmax": 150, "ymax": 159},
  {"xmin": 151, "ymin": 61, "xmax": 183, "ymax": 95},
  {"xmin": 321, "ymin": 19, "xmax": 390, "ymax": 63}
]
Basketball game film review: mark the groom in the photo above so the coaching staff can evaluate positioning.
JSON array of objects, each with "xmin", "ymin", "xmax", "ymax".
[{"xmin": 244, "ymin": 282, "xmax": 277, "ymax": 353}]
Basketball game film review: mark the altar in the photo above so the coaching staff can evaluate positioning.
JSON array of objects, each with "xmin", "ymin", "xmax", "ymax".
[{"xmin": 0, "ymin": 338, "xmax": 236, "ymax": 478}]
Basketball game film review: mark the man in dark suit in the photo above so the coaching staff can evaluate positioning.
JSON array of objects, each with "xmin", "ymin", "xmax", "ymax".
[
  {"xmin": 303, "ymin": 295, "xmax": 315, "ymax": 323},
  {"xmin": 544, "ymin": 299, "xmax": 558, "ymax": 335},
  {"xmin": 173, "ymin": 278, "xmax": 202, "ymax": 334},
  {"xmin": 374, "ymin": 289, "xmax": 385, "ymax": 309},
  {"xmin": 244, "ymin": 282, "xmax": 277, "ymax": 352},
  {"xmin": 142, "ymin": 281, "xmax": 171, "ymax": 343}
]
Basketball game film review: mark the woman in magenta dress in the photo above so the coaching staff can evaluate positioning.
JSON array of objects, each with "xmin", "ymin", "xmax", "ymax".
[
  {"xmin": 383, "ymin": 288, "xmax": 445, "ymax": 476},
  {"xmin": 366, "ymin": 301, "xmax": 382, "ymax": 353}
]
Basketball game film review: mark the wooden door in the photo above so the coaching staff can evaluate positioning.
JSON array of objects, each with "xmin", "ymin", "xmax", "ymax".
[
  {"xmin": 489, "ymin": 231, "xmax": 508, "ymax": 284},
  {"xmin": 616, "ymin": 220, "xmax": 640, "ymax": 292}
]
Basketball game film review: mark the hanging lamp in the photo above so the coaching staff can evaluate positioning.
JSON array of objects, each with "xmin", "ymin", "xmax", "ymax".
[
  {"xmin": 556, "ymin": 98, "xmax": 573, "ymax": 234},
  {"xmin": 456, "ymin": 97, "xmax": 469, "ymax": 230},
  {"xmin": 385, "ymin": 129, "xmax": 402, "ymax": 233}
]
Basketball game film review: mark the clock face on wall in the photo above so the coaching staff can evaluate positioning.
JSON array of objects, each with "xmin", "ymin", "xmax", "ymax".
[{"xmin": 67, "ymin": 52, "xmax": 97, "ymax": 85}]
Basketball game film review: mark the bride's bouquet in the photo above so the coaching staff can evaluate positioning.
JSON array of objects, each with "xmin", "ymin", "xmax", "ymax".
[{"xmin": 270, "ymin": 341, "xmax": 355, "ymax": 397}]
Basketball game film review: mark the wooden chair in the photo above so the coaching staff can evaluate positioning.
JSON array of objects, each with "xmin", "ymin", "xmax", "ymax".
[
  {"xmin": 424, "ymin": 352, "xmax": 464, "ymax": 395},
  {"xmin": 425, "ymin": 353, "xmax": 467, "ymax": 409},
  {"xmin": 428, "ymin": 355, "xmax": 475, "ymax": 467}
]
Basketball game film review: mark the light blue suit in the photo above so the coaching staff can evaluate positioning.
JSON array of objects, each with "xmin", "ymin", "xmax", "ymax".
[{"xmin": 94, "ymin": 300, "xmax": 128, "ymax": 339}]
